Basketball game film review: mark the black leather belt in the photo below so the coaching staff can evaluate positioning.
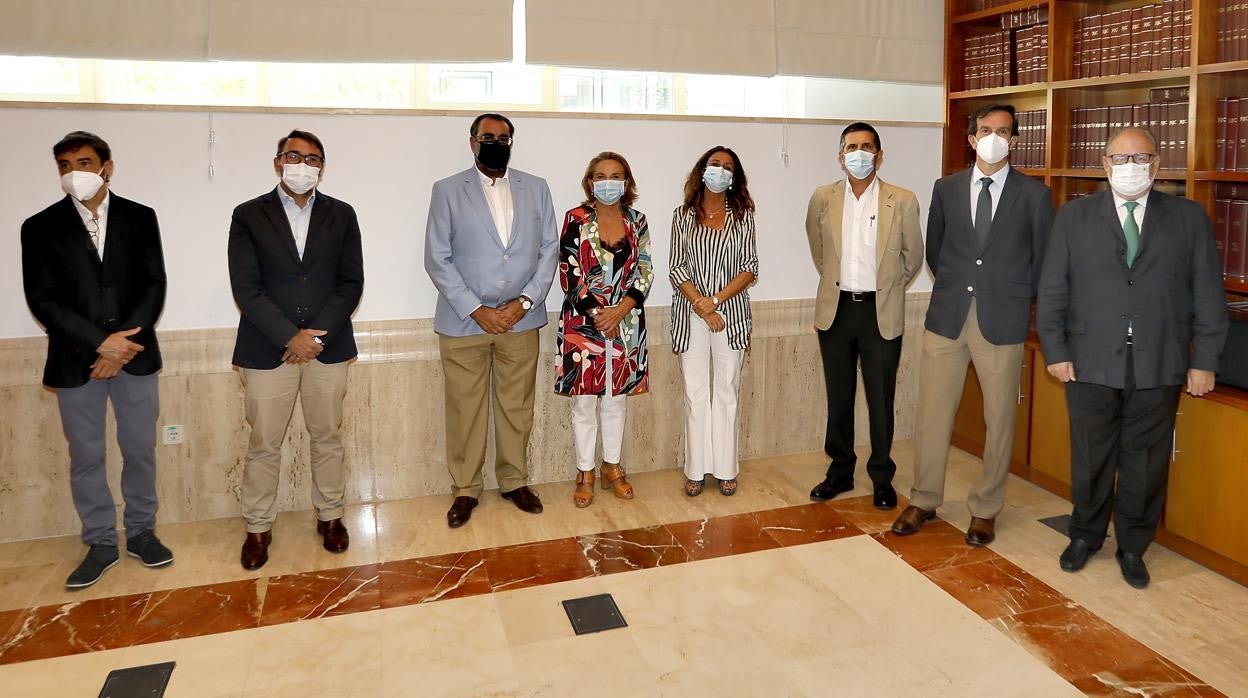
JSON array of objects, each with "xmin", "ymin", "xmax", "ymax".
[{"xmin": 841, "ymin": 290, "xmax": 875, "ymax": 302}]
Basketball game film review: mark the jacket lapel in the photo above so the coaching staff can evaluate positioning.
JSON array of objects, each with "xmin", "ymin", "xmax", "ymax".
[
  {"xmin": 828, "ymin": 180, "xmax": 846, "ymax": 259},
  {"xmin": 506, "ymin": 171, "xmax": 525, "ymax": 251},
  {"xmin": 100, "ymin": 197, "xmax": 125, "ymax": 275},
  {"xmin": 462, "ymin": 168, "xmax": 505, "ymax": 249},
  {"xmin": 1132, "ymin": 189, "xmax": 1165, "ymax": 269},
  {"xmin": 302, "ymin": 194, "xmax": 329, "ymax": 264},
  {"xmin": 1096, "ymin": 190, "xmax": 1130, "ymax": 270},
  {"xmin": 56, "ymin": 196, "xmax": 102, "ymax": 265},
  {"xmin": 875, "ymin": 181, "xmax": 895, "ymax": 269},
  {"xmin": 983, "ymin": 168, "xmax": 1022, "ymax": 252},
  {"xmin": 953, "ymin": 169, "xmax": 974, "ymax": 238},
  {"xmin": 261, "ymin": 191, "xmax": 301, "ymax": 264}
]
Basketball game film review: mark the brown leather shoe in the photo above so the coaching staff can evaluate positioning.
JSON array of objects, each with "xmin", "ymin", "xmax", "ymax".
[
  {"xmin": 600, "ymin": 462, "xmax": 634, "ymax": 500},
  {"xmin": 501, "ymin": 486, "xmax": 544, "ymax": 514},
  {"xmin": 316, "ymin": 518, "xmax": 350, "ymax": 553},
  {"xmin": 447, "ymin": 496, "xmax": 478, "ymax": 528},
  {"xmin": 241, "ymin": 531, "xmax": 272, "ymax": 570},
  {"xmin": 890, "ymin": 505, "xmax": 936, "ymax": 536},
  {"xmin": 965, "ymin": 517, "xmax": 996, "ymax": 547}
]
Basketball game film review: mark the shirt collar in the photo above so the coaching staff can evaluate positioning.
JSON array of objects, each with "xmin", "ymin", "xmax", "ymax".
[
  {"xmin": 477, "ymin": 167, "xmax": 509, "ymax": 187},
  {"xmin": 1111, "ymin": 188, "xmax": 1149, "ymax": 213},
  {"xmin": 972, "ymin": 163, "xmax": 1010, "ymax": 188},
  {"xmin": 844, "ymin": 176, "xmax": 880, "ymax": 201},
  {"xmin": 71, "ymin": 191, "xmax": 110, "ymax": 221},
  {"xmin": 276, "ymin": 184, "xmax": 316, "ymax": 209}
]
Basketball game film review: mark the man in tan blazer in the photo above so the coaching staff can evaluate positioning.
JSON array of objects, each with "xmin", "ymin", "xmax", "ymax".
[{"xmin": 805, "ymin": 122, "xmax": 924, "ymax": 510}]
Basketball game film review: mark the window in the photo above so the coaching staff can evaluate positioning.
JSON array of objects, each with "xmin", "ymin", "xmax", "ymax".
[
  {"xmin": 267, "ymin": 63, "xmax": 411, "ymax": 109},
  {"xmin": 427, "ymin": 63, "xmax": 542, "ymax": 105},
  {"xmin": 685, "ymin": 75, "xmax": 803, "ymax": 118},
  {"xmin": 559, "ymin": 69, "xmax": 673, "ymax": 114}
]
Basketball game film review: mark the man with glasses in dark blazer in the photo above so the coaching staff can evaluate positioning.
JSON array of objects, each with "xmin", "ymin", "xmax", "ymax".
[
  {"xmin": 228, "ymin": 129, "xmax": 364, "ymax": 570},
  {"xmin": 22, "ymin": 131, "xmax": 172, "ymax": 588}
]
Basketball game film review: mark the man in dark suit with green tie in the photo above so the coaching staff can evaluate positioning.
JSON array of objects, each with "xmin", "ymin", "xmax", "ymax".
[{"xmin": 1037, "ymin": 127, "xmax": 1228, "ymax": 588}]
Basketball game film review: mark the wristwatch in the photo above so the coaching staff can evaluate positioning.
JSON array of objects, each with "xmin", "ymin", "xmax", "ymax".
[
  {"xmin": 590, "ymin": 307, "xmax": 601, "ymax": 317},
  {"xmin": 313, "ymin": 336, "xmax": 324, "ymax": 347},
  {"xmin": 711, "ymin": 295, "xmax": 721, "ymax": 306},
  {"xmin": 520, "ymin": 296, "xmax": 533, "ymax": 311}
]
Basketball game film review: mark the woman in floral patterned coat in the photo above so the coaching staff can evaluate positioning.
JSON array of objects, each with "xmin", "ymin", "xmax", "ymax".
[{"xmin": 554, "ymin": 151, "xmax": 652, "ymax": 508}]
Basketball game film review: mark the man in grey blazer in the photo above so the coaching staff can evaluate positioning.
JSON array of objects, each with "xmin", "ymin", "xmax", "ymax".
[
  {"xmin": 893, "ymin": 104, "xmax": 1054, "ymax": 546},
  {"xmin": 1037, "ymin": 127, "xmax": 1227, "ymax": 588},
  {"xmin": 425, "ymin": 113, "xmax": 559, "ymax": 528}
]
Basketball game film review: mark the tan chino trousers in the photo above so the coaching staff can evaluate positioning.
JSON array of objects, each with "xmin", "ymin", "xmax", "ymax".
[
  {"xmin": 910, "ymin": 300, "xmax": 1024, "ymax": 519},
  {"xmin": 439, "ymin": 329, "xmax": 540, "ymax": 499},
  {"xmin": 239, "ymin": 359, "xmax": 350, "ymax": 533}
]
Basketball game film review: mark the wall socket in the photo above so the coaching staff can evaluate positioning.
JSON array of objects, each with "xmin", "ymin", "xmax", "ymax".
[{"xmin": 162, "ymin": 425, "xmax": 185, "ymax": 446}]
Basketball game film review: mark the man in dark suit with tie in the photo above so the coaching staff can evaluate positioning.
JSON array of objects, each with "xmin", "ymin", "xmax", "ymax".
[
  {"xmin": 228, "ymin": 129, "xmax": 364, "ymax": 570},
  {"xmin": 22, "ymin": 131, "xmax": 172, "ymax": 588},
  {"xmin": 893, "ymin": 104, "xmax": 1054, "ymax": 546},
  {"xmin": 1037, "ymin": 127, "xmax": 1228, "ymax": 588}
]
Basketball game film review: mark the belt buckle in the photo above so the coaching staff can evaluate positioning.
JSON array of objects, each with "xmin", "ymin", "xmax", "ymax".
[{"xmin": 850, "ymin": 291, "xmax": 866, "ymax": 302}]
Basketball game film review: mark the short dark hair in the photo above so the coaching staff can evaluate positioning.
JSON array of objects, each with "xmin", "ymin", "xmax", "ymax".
[
  {"xmin": 840, "ymin": 122, "xmax": 881, "ymax": 151},
  {"xmin": 470, "ymin": 113, "xmax": 515, "ymax": 138},
  {"xmin": 53, "ymin": 131, "xmax": 111, "ymax": 163},
  {"xmin": 966, "ymin": 104, "xmax": 1018, "ymax": 136},
  {"xmin": 276, "ymin": 129, "xmax": 325, "ymax": 159}
]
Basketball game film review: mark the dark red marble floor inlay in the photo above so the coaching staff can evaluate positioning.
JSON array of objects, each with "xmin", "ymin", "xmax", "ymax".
[
  {"xmin": 132, "ymin": 579, "xmax": 262, "ymax": 645},
  {"xmin": 751, "ymin": 503, "xmax": 862, "ymax": 547},
  {"xmin": 0, "ymin": 593, "xmax": 149, "ymax": 664},
  {"xmin": 666, "ymin": 512, "xmax": 783, "ymax": 561},
  {"xmin": 260, "ymin": 564, "xmax": 381, "ymax": 626},
  {"xmin": 481, "ymin": 537, "xmax": 594, "ymax": 592},
  {"xmin": 578, "ymin": 525, "xmax": 691, "ymax": 576},
  {"xmin": 378, "ymin": 550, "xmax": 490, "ymax": 608}
]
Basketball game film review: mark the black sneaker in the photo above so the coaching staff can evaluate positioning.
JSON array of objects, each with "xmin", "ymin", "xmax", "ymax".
[
  {"xmin": 126, "ymin": 529, "xmax": 174, "ymax": 568},
  {"xmin": 65, "ymin": 544, "xmax": 120, "ymax": 589}
]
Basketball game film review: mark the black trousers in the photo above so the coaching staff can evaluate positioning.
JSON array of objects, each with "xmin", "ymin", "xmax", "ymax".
[
  {"xmin": 1063, "ymin": 348, "xmax": 1182, "ymax": 555},
  {"xmin": 817, "ymin": 292, "xmax": 902, "ymax": 486}
]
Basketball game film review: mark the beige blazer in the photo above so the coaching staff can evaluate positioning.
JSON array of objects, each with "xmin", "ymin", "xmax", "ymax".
[{"xmin": 805, "ymin": 178, "xmax": 924, "ymax": 339}]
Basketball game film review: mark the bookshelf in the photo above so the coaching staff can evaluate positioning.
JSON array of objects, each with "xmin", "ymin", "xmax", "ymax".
[
  {"xmin": 943, "ymin": 0, "xmax": 1248, "ymax": 293},
  {"xmin": 944, "ymin": 0, "xmax": 1248, "ymax": 586}
]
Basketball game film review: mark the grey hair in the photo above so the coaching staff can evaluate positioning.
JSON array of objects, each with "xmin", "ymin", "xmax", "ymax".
[{"xmin": 1105, "ymin": 126, "xmax": 1158, "ymax": 154}]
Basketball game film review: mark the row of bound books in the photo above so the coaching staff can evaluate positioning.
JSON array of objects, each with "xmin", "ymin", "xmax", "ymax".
[
  {"xmin": 961, "ymin": 0, "xmax": 1015, "ymax": 12},
  {"xmin": 1069, "ymin": 100, "xmax": 1188, "ymax": 170},
  {"xmin": 1073, "ymin": 0, "xmax": 1192, "ymax": 79},
  {"xmin": 962, "ymin": 24, "xmax": 1049, "ymax": 90},
  {"xmin": 1014, "ymin": 109, "xmax": 1047, "ymax": 169},
  {"xmin": 1213, "ymin": 183, "xmax": 1248, "ymax": 280},
  {"xmin": 1214, "ymin": 97, "xmax": 1248, "ymax": 172},
  {"xmin": 1217, "ymin": 3, "xmax": 1248, "ymax": 62}
]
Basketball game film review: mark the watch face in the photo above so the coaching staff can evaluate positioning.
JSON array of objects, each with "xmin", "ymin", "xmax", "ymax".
[{"xmin": 522, "ymin": 300, "xmax": 532, "ymax": 309}]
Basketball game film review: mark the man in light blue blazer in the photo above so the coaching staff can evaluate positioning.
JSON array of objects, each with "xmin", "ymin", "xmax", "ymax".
[{"xmin": 425, "ymin": 113, "xmax": 559, "ymax": 528}]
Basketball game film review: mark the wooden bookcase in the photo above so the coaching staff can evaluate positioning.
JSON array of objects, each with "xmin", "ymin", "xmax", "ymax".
[{"xmin": 943, "ymin": 0, "xmax": 1248, "ymax": 585}]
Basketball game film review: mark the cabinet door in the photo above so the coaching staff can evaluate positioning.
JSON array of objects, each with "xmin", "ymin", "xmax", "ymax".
[
  {"xmin": 1028, "ymin": 352, "xmax": 1072, "ymax": 487},
  {"xmin": 952, "ymin": 364, "xmax": 987, "ymax": 457},
  {"xmin": 1011, "ymin": 348, "xmax": 1033, "ymax": 474},
  {"xmin": 1165, "ymin": 395, "xmax": 1248, "ymax": 566}
]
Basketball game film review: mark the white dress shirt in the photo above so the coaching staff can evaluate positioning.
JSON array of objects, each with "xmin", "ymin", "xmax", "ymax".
[
  {"xmin": 1112, "ymin": 188, "xmax": 1149, "ymax": 337},
  {"xmin": 969, "ymin": 163, "xmax": 1011, "ymax": 227},
  {"xmin": 277, "ymin": 185, "xmax": 316, "ymax": 260},
  {"xmin": 478, "ymin": 167, "xmax": 514, "ymax": 247},
  {"xmin": 840, "ymin": 177, "xmax": 880, "ymax": 292},
  {"xmin": 71, "ymin": 192, "xmax": 110, "ymax": 261}
]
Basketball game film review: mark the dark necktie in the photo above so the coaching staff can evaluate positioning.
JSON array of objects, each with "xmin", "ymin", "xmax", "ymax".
[
  {"xmin": 1123, "ymin": 200, "xmax": 1141, "ymax": 267},
  {"xmin": 974, "ymin": 177, "xmax": 993, "ymax": 249}
]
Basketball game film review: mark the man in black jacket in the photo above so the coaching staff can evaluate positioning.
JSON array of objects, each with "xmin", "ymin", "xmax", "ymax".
[
  {"xmin": 893, "ymin": 104, "xmax": 1054, "ymax": 546},
  {"xmin": 1038, "ymin": 127, "xmax": 1228, "ymax": 588},
  {"xmin": 228, "ymin": 130, "xmax": 364, "ymax": 570},
  {"xmin": 22, "ymin": 131, "xmax": 172, "ymax": 589}
]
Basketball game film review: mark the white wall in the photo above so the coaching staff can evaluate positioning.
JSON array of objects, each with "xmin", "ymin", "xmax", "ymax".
[{"xmin": 0, "ymin": 107, "xmax": 940, "ymax": 339}]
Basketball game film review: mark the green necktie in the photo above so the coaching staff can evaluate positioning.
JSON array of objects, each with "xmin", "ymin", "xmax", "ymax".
[{"xmin": 1123, "ymin": 200, "xmax": 1140, "ymax": 267}]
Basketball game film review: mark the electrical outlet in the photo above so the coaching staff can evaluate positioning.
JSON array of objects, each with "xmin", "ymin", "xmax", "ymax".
[{"xmin": 162, "ymin": 424, "xmax": 185, "ymax": 446}]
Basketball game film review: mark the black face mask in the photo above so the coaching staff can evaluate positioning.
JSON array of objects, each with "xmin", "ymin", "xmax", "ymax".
[{"xmin": 476, "ymin": 140, "xmax": 511, "ymax": 171}]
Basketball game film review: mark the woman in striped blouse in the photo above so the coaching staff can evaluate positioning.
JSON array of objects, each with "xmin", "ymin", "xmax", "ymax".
[{"xmin": 669, "ymin": 146, "xmax": 759, "ymax": 496}]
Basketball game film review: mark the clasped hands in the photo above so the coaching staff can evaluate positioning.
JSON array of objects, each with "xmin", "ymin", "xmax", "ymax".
[
  {"xmin": 692, "ymin": 294, "xmax": 725, "ymax": 333},
  {"xmin": 282, "ymin": 328, "xmax": 327, "ymax": 364},
  {"xmin": 471, "ymin": 298, "xmax": 529, "ymax": 335},
  {"xmin": 92, "ymin": 327, "xmax": 144, "ymax": 380}
]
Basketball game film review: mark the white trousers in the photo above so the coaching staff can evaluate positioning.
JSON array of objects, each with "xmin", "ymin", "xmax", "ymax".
[
  {"xmin": 571, "ymin": 340, "xmax": 627, "ymax": 472},
  {"xmin": 679, "ymin": 318, "xmax": 745, "ymax": 480}
]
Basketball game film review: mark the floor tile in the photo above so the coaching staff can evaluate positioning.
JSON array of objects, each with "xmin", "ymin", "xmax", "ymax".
[
  {"xmin": 991, "ymin": 601, "xmax": 1166, "ymax": 682},
  {"xmin": 665, "ymin": 512, "xmax": 782, "ymax": 561},
  {"xmin": 0, "ymin": 593, "xmax": 149, "ymax": 664},
  {"xmin": 871, "ymin": 520, "xmax": 999, "ymax": 572},
  {"xmin": 825, "ymin": 493, "xmax": 911, "ymax": 534},
  {"xmin": 377, "ymin": 550, "xmax": 489, "ymax": 608},
  {"xmin": 751, "ymin": 502, "xmax": 863, "ymax": 547},
  {"xmin": 1068, "ymin": 655, "xmax": 1226, "ymax": 697},
  {"xmin": 577, "ymin": 525, "xmax": 690, "ymax": 576},
  {"xmin": 132, "ymin": 578, "xmax": 262, "ymax": 644},
  {"xmin": 259, "ymin": 564, "xmax": 381, "ymax": 626},
  {"xmin": 480, "ymin": 537, "xmax": 593, "ymax": 592},
  {"xmin": 924, "ymin": 556, "xmax": 1067, "ymax": 620}
]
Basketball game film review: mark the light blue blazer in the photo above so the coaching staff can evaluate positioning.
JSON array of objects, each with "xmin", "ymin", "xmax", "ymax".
[{"xmin": 424, "ymin": 166, "xmax": 559, "ymax": 337}]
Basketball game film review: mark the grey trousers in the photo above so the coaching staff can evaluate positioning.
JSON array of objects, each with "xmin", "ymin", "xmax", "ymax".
[{"xmin": 55, "ymin": 371, "xmax": 160, "ymax": 546}]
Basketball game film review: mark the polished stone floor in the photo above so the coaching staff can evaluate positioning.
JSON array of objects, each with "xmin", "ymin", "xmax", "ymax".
[{"xmin": 0, "ymin": 443, "xmax": 1244, "ymax": 696}]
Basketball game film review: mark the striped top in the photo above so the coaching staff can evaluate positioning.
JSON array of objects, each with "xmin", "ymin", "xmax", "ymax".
[{"xmin": 668, "ymin": 205, "xmax": 759, "ymax": 352}]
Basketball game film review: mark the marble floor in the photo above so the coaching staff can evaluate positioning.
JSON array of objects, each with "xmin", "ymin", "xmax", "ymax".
[{"xmin": 0, "ymin": 442, "xmax": 1245, "ymax": 697}]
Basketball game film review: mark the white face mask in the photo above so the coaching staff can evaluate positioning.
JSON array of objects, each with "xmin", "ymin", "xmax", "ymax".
[
  {"xmin": 702, "ymin": 165, "xmax": 733, "ymax": 193},
  {"xmin": 60, "ymin": 168, "xmax": 105, "ymax": 201},
  {"xmin": 281, "ymin": 162, "xmax": 320, "ymax": 195},
  {"xmin": 1109, "ymin": 162, "xmax": 1154, "ymax": 198},
  {"xmin": 844, "ymin": 150, "xmax": 876, "ymax": 180},
  {"xmin": 975, "ymin": 133, "xmax": 1011, "ymax": 165},
  {"xmin": 592, "ymin": 179, "xmax": 626, "ymax": 205}
]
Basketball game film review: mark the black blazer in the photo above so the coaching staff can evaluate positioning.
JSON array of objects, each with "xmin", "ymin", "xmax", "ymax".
[
  {"xmin": 21, "ymin": 194, "xmax": 166, "ymax": 389},
  {"xmin": 228, "ymin": 189, "xmax": 364, "ymax": 369},
  {"xmin": 925, "ymin": 167, "xmax": 1054, "ymax": 345},
  {"xmin": 1037, "ymin": 189, "xmax": 1229, "ymax": 389}
]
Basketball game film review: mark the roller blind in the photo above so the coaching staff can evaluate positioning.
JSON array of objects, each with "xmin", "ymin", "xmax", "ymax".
[
  {"xmin": 0, "ymin": 0, "xmax": 210, "ymax": 61},
  {"xmin": 774, "ymin": 0, "xmax": 943, "ymax": 84},
  {"xmin": 525, "ymin": 0, "xmax": 778, "ymax": 77}
]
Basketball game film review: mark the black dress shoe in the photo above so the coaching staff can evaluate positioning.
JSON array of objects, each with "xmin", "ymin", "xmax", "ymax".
[
  {"xmin": 316, "ymin": 518, "xmax": 350, "ymax": 553},
  {"xmin": 241, "ymin": 531, "xmax": 272, "ymax": 570},
  {"xmin": 66, "ymin": 544, "xmax": 120, "ymax": 589},
  {"xmin": 1116, "ymin": 550, "xmax": 1150, "ymax": 589},
  {"xmin": 872, "ymin": 484, "xmax": 898, "ymax": 510},
  {"xmin": 501, "ymin": 486, "xmax": 544, "ymax": 514},
  {"xmin": 447, "ymin": 496, "xmax": 478, "ymax": 528},
  {"xmin": 1059, "ymin": 538, "xmax": 1100, "ymax": 572},
  {"xmin": 126, "ymin": 529, "xmax": 174, "ymax": 567},
  {"xmin": 810, "ymin": 476, "xmax": 855, "ymax": 502}
]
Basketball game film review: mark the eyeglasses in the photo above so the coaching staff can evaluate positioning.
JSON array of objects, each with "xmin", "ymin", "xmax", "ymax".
[
  {"xmin": 279, "ymin": 151, "xmax": 324, "ymax": 168},
  {"xmin": 85, "ymin": 217, "xmax": 100, "ymax": 250},
  {"xmin": 1106, "ymin": 153, "xmax": 1155, "ymax": 165},
  {"xmin": 474, "ymin": 134, "xmax": 513, "ymax": 146}
]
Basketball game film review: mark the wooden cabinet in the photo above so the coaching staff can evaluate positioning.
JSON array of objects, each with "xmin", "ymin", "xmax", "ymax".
[
  {"xmin": 1164, "ymin": 395, "xmax": 1248, "ymax": 569},
  {"xmin": 950, "ymin": 347, "xmax": 1035, "ymax": 477},
  {"xmin": 1026, "ymin": 349, "xmax": 1072, "ymax": 494}
]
